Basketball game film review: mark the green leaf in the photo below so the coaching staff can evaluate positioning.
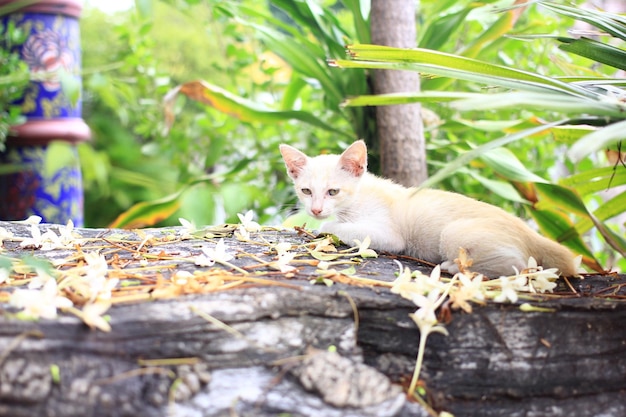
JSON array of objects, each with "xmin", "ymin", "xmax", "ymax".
[
  {"xmin": 419, "ymin": 7, "xmax": 475, "ymax": 50},
  {"xmin": 308, "ymin": 249, "xmax": 341, "ymax": 261},
  {"xmin": 455, "ymin": 118, "xmax": 525, "ymax": 132},
  {"xmin": 419, "ymin": 120, "xmax": 566, "ymax": 189},
  {"xmin": 77, "ymin": 143, "xmax": 110, "ymax": 192},
  {"xmin": 339, "ymin": 266, "xmax": 357, "ymax": 275},
  {"xmin": 568, "ymin": 119, "xmax": 626, "ymax": 163},
  {"xmin": 459, "ymin": 3, "xmax": 524, "ymax": 58},
  {"xmin": 203, "ymin": 137, "xmax": 228, "ymax": 168},
  {"xmin": 21, "ymin": 256, "xmax": 55, "ymax": 275},
  {"xmin": 343, "ymin": 0, "xmax": 370, "ymax": 43},
  {"xmin": 239, "ymin": 17, "xmax": 345, "ymax": 103},
  {"xmin": 220, "ymin": 183, "xmax": 257, "ymax": 222},
  {"xmin": 560, "ymin": 166, "xmax": 626, "ymax": 195},
  {"xmin": 594, "ymin": 225, "xmax": 626, "ymax": 259},
  {"xmin": 558, "ymin": 37, "xmax": 626, "ymax": 71},
  {"xmin": 59, "ymin": 71, "xmax": 81, "ymax": 108},
  {"xmin": 574, "ymin": 189, "xmax": 626, "ymax": 234},
  {"xmin": 108, "ymin": 189, "xmax": 184, "ymax": 229},
  {"xmin": 534, "ymin": 183, "xmax": 589, "ymax": 218},
  {"xmin": 342, "ymin": 91, "xmax": 479, "ymax": 107},
  {"xmin": 422, "ymin": 2, "xmax": 526, "ymax": 90},
  {"xmin": 0, "ymin": 255, "xmax": 13, "ymax": 271},
  {"xmin": 179, "ymin": 183, "xmax": 217, "ymax": 227},
  {"xmin": 49, "ymin": 364, "xmax": 61, "ymax": 384},
  {"xmin": 310, "ymin": 276, "xmax": 334, "ymax": 286},
  {"xmin": 110, "ymin": 167, "xmax": 170, "ymax": 192},
  {"xmin": 281, "ymin": 75, "xmax": 307, "ymax": 111},
  {"xmin": 539, "ymin": 1, "xmax": 626, "ymax": 42},
  {"xmin": 135, "ymin": 0, "xmax": 154, "ymax": 19},
  {"xmin": 479, "ymin": 147, "xmax": 549, "ymax": 184},
  {"xmin": 557, "ymin": 76, "xmax": 626, "ymax": 86},
  {"xmin": 464, "ymin": 169, "xmax": 528, "ymax": 204},
  {"xmin": 163, "ymin": 80, "xmax": 352, "ymax": 139},
  {"xmin": 44, "ymin": 141, "xmax": 79, "ymax": 179},
  {"xmin": 339, "ymin": 44, "xmax": 594, "ymax": 98},
  {"xmin": 271, "ymin": 0, "xmax": 349, "ymax": 57},
  {"xmin": 451, "ymin": 91, "xmax": 626, "ymax": 118},
  {"xmin": 533, "ymin": 183, "xmax": 626, "ymax": 259},
  {"xmin": 0, "ymin": 163, "xmax": 28, "ymax": 175},
  {"xmin": 527, "ymin": 208, "xmax": 597, "ymax": 263},
  {"xmin": 551, "ymin": 125, "xmax": 596, "ymax": 145}
]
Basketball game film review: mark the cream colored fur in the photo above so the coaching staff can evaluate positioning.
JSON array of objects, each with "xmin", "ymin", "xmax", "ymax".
[{"xmin": 279, "ymin": 140, "xmax": 578, "ymax": 277}]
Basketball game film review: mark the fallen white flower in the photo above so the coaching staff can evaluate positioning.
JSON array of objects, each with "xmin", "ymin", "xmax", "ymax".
[
  {"xmin": 195, "ymin": 239, "xmax": 234, "ymax": 267},
  {"xmin": 237, "ymin": 210, "xmax": 261, "ymax": 232},
  {"xmin": 11, "ymin": 278, "xmax": 73, "ymax": 320}
]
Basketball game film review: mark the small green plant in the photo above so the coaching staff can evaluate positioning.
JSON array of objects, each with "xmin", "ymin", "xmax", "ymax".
[{"xmin": 0, "ymin": 18, "xmax": 29, "ymax": 153}]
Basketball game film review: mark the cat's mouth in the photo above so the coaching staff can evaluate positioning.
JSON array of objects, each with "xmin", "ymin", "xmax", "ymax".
[{"xmin": 309, "ymin": 211, "xmax": 330, "ymax": 220}]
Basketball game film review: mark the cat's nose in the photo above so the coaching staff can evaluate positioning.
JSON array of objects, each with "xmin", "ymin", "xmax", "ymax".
[{"xmin": 311, "ymin": 208, "xmax": 322, "ymax": 216}]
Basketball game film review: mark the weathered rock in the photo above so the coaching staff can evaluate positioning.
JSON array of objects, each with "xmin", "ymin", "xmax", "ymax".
[{"xmin": 0, "ymin": 220, "xmax": 624, "ymax": 417}]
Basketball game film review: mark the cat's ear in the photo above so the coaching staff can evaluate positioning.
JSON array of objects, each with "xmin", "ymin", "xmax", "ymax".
[
  {"xmin": 339, "ymin": 140, "xmax": 367, "ymax": 177},
  {"xmin": 279, "ymin": 144, "xmax": 308, "ymax": 179}
]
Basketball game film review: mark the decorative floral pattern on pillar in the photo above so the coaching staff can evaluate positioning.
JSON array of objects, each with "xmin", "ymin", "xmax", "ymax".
[
  {"xmin": 0, "ymin": 1, "xmax": 88, "ymax": 226},
  {"xmin": 9, "ymin": 12, "xmax": 82, "ymax": 118}
]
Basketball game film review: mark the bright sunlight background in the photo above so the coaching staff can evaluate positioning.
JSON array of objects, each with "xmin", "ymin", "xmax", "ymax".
[{"xmin": 84, "ymin": 0, "xmax": 133, "ymax": 14}]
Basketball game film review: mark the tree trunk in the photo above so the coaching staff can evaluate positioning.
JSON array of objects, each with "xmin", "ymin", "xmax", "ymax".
[
  {"xmin": 1, "ymin": 220, "xmax": 625, "ymax": 417},
  {"xmin": 370, "ymin": 0, "xmax": 427, "ymax": 186}
]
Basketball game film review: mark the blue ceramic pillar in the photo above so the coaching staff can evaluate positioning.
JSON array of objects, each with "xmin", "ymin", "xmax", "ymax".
[{"xmin": 0, "ymin": 0, "xmax": 89, "ymax": 226}]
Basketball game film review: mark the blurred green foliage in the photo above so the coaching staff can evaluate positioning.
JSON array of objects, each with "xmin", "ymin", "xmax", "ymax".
[
  {"xmin": 0, "ymin": 17, "xmax": 28, "ymax": 153},
  {"xmin": 76, "ymin": 0, "xmax": 624, "ymax": 272}
]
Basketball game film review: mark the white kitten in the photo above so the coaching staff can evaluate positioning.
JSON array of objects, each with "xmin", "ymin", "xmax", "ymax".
[{"xmin": 280, "ymin": 140, "xmax": 578, "ymax": 277}]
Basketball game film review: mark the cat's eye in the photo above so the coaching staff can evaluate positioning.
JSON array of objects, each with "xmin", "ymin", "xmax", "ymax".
[
  {"xmin": 327, "ymin": 189, "xmax": 339, "ymax": 196},
  {"xmin": 301, "ymin": 188, "xmax": 312, "ymax": 195}
]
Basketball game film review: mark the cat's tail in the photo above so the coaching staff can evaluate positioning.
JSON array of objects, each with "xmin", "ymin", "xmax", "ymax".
[{"xmin": 533, "ymin": 236, "xmax": 579, "ymax": 277}]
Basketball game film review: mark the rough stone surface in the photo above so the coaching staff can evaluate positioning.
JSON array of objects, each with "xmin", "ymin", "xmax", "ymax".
[{"xmin": 0, "ymin": 220, "xmax": 625, "ymax": 417}]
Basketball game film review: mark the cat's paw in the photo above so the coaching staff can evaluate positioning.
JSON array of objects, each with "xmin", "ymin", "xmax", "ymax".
[
  {"xmin": 316, "ymin": 231, "xmax": 343, "ymax": 245},
  {"xmin": 319, "ymin": 222, "xmax": 343, "ymax": 241},
  {"xmin": 440, "ymin": 260, "xmax": 459, "ymax": 275}
]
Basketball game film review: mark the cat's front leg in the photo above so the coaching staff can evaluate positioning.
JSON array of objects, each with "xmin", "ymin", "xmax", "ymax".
[{"xmin": 321, "ymin": 221, "xmax": 405, "ymax": 253}]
